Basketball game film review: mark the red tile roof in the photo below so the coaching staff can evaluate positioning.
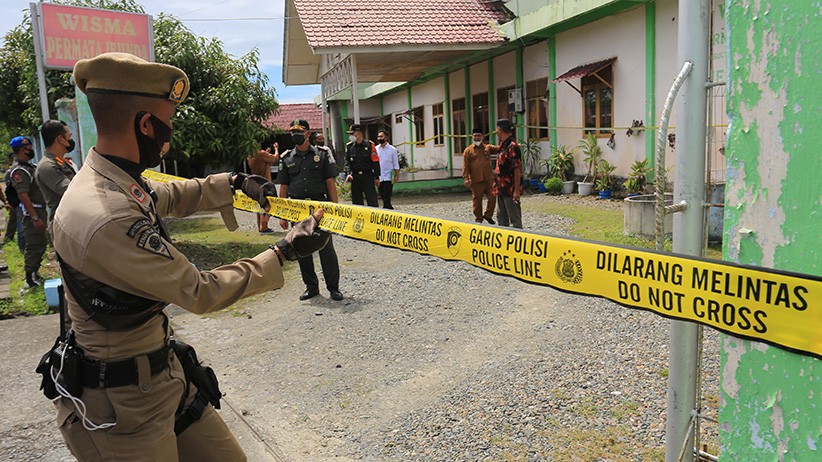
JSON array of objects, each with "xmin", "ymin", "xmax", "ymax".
[
  {"xmin": 293, "ymin": 0, "xmax": 508, "ymax": 48},
  {"xmin": 265, "ymin": 103, "xmax": 323, "ymax": 132}
]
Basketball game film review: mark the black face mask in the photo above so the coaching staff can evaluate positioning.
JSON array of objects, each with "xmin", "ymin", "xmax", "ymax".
[
  {"xmin": 65, "ymin": 138, "xmax": 76, "ymax": 153},
  {"xmin": 134, "ymin": 112, "xmax": 172, "ymax": 169},
  {"xmin": 292, "ymin": 133, "xmax": 306, "ymax": 146},
  {"xmin": 378, "ymin": 139, "xmax": 386, "ymax": 145}
]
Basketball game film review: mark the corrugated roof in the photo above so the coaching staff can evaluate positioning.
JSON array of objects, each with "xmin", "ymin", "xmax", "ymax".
[
  {"xmin": 552, "ymin": 57, "xmax": 617, "ymax": 83},
  {"xmin": 292, "ymin": 0, "xmax": 507, "ymax": 48},
  {"xmin": 265, "ymin": 103, "xmax": 323, "ymax": 132}
]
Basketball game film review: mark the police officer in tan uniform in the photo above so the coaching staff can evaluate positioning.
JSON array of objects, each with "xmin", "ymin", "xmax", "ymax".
[
  {"xmin": 35, "ymin": 119, "xmax": 78, "ymax": 235},
  {"xmin": 48, "ymin": 52, "xmax": 329, "ymax": 461}
]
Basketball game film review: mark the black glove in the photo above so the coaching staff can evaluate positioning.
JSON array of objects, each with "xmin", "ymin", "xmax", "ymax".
[
  {"xmin": 235, "ymin": 173, "xmax": 277, "ymax": 212},
  {"xmin": 275, "ymin": 213, "xmax": 330, "ymax": 261}
]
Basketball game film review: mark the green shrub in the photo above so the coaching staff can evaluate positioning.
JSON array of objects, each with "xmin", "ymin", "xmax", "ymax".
[{"xmin": 543, "ymin": 177, "xmax": 563, "ymax": 194}]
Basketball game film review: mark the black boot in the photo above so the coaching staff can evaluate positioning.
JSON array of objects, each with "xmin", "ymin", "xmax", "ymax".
[{"xmin": 25, "ymin": 272, "xmax": 40, "ymax": 288}]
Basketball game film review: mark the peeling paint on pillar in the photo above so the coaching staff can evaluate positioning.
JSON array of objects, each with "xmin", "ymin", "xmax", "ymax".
[{"xmin": 722, "ymin": 0, "xmax": 821, "ymax": 460}]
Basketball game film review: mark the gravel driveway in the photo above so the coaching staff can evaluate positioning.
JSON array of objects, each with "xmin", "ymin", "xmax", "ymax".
[{"xmin": 0, "ymin": 191, "xmax": 719, "ymax": 461}]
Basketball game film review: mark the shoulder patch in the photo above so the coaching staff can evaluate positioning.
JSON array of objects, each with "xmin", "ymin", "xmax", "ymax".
[
  {"xmin": 136, "ymin": 229, "xmax": 173, "ymax": 259},
  {"xmin": 127, "ymin": 218, "xmax": 153, "ymax": 238},
  {"xmin": 11, "ymin": 171, "xmax": 22, "ymax": 184},
  {"xmin": 129, "ymin": 183, "xmax": 147, "ymax": 203}
]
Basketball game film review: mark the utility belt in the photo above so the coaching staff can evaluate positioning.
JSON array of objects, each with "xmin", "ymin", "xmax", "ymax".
[
  {"xmin": 351, "ymin": 170, "xmax": 374, "ymax": 178},
  {"xmin": 35, "ymin": 282, "xmax": 221, "ymax": 435},
  {"xmin": 36, "ymin": 333, "xmax": 172, "ymax": 398},
  {"xmin": 81, "ymin": 343, "xmax": 171, "ymax": 389}
]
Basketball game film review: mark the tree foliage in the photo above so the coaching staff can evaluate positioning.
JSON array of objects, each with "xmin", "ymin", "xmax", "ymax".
[{"xmin": 0, "ymin": 0, "xmax": 279, "ymax": 168}]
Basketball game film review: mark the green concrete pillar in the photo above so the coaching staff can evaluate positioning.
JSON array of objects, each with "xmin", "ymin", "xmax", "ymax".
[
  {"xmin": 548, "ymin": 36, "xmax": 557, "ymax": 151},
  {"xmin": 721, "ymin": 1, "xmax": 821, "ymax": 459},
  {"xmin": 515, "ymin": 47, "xmax": 525, "ymax": 141}
]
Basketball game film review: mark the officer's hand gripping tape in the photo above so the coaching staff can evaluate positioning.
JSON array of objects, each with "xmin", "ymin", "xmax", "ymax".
[
  {"xmin": 276, "ymin": 213, "xmax": 330, "ymax": 261},
  {"xmin": 235, "ymin": 173, "xmax": 277, "ymax": 212},
  {"xmin": 172, "ymin": 339, "xmax": 222, "ymax": 435}
]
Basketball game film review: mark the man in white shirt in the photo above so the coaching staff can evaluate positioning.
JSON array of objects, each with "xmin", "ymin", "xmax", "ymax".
[{"xmin": 376, "ymin": 130, "xmax": 400, "ymax": 209}]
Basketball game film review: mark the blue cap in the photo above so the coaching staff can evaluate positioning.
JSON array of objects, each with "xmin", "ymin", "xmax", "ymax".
[{"xmin": 10, "ymin": 136, "xmax": 32, "ymax": 148}]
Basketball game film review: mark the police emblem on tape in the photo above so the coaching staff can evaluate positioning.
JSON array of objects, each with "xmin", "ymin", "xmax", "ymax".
[
  {"xmin": 555, "ymin": 250, "xmax": 583, "ymax": 284},
  {"xmin": 353, "ymin": 215, "xmax": 365, "ymax": 233},
  {"xmin": 446, "ymin": 227, "xmax": 462, "ymax": 257}
]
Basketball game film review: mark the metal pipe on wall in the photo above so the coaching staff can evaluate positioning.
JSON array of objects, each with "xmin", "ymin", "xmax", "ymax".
[{"xmin": 665, "ymin": 0, "xmax": 711, "ymax": 461}]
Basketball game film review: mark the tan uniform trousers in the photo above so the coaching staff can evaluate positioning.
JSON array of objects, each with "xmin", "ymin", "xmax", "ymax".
[
  {"xmin": 56, "ymin": 352, "xmax": 245, "ymax": 462},
  {"xmin": 469, "ymin": 180, "xmax": 495, "ymax": 222}
]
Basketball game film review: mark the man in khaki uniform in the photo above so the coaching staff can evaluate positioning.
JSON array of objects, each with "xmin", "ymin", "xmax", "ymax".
[
  {"xmin": 35, "ymin": 119, "xmax": 78, "ymax": 235},
  {"xmin": 8, "ymin": 137, "xmax": 48, "ymax": 287},
  {"xmin": 462, "ymin": 127, "xmax": 498, "ymax": 224},
  {"xmin": 50, "ymin": 52, "xmax": 328, "ymax": 461}
]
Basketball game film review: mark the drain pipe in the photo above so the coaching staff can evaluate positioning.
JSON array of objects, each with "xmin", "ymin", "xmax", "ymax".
[
  {"xmin": 665, "ymin": 0, "xmax": 711, "ymax": 461},
  {"xmin": 654, "ymin": 62, "xmax": 692, "ymax": 251}
]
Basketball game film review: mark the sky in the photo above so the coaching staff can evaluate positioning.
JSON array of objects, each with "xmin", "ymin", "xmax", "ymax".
[{"xmin": 0, "ymin": 0, "xmax": 320, "ymax": 104}]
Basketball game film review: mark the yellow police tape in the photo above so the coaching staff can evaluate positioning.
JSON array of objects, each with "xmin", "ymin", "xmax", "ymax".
[{"xmin": 143, "ymin": 170, "xmax": 821, "ymax": 359}]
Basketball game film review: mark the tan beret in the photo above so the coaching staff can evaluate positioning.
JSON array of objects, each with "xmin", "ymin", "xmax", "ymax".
[{"xmin": 73, "ymin": 52, "xmax": 189, "ymax": 105}]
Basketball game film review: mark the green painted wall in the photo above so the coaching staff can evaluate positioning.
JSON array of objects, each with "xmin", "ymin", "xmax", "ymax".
[{"xmin": 721, "ymin": 0, "xmax": 821, "ymax": 459}]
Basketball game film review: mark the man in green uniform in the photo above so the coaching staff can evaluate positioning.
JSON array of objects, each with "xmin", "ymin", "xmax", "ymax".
[
  {"xmin": 8, "ymin": 136, "xmax": 47, "ymax": 287},
  {"xmin": 278, "ymin": 119, "xmax": 344, "ymax": 301},
  {"xmin": 35, "ymin": 120, "xmax": 78, "ymax": 235}
]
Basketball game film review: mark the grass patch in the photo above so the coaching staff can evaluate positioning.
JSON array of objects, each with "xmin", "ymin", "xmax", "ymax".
[
  {"xmin": 541, "ymin": 424, "xmax": 664, "ymax": 461},
  {"xmin": 659, "ymin": 368, "xmax": 669, "ymax": 379},
  {"xmin": 611, "ymin": 400, "xmax": 641, "ymax": 420},
  {"xmin": 0, "ymin": 242, "xmax": 60, "ymax": 318},
  {"xmin": 524, "ymin": 201, "xmax": 723, "ymax": 260},
  {"xmin": 166, "ymin": 216, "xmax": 279, "ymax": 269}
]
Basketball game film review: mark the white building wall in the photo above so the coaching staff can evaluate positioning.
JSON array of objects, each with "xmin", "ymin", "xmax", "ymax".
[
  {"xmin": 468, "ymin": 61, "xmax": 489, "ymax": 96},
  {"xmin": 493, "ymin": 51, "xmax": 517, "ymax": 88},
  {"xmin": 357, "ymin": 98, "xmax": 381, "ymax": 118},
  {"xmin": 410, "ymin": 77, "xmax": 448, "ymax": 168},
  {"xmin": 555, "ymin": 5, "xmax": 647, "ymax": 177},
  {"xmin": 382, "ymin": 90, "xmax": 409, "ymax": 151},
  {"xmin": 523, "ymin": 41, "xmax": 551, "ymax": 168},
  {"xmin": 656, "ymin": 0, "xmax": 680, "ymax": 175}
]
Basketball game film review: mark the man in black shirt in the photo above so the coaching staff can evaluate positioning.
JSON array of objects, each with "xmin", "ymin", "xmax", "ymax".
[
  {"xmin": 344, "ymin": 124, "xmax": 380, "ymax": 206},
  {"xmin": 278, "ymin": 119, "xmax": 343, "ymax": 301}
]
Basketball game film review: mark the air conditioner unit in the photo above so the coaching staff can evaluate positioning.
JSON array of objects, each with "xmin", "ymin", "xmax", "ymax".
[{"xmin": 508, "ymin": 88, "xmax": 523, "ymax": 113}]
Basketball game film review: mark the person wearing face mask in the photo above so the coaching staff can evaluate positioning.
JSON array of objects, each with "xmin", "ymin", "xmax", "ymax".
[
  {"xmin": 462, "ymin": 127, "xmax": 498, "ymax": 224},
  {"xmin": 375, "ymin": 130, "xmax": 399, "ymax": 209},
  {"xmin": 344, "ymin": 124, "xmax": 380, "ymax": 206},
  {"xmin": 44, "ymin": 53, "xmax": 330, "ymax": 461},
  {"xmin": 8, "ymin": 135, "xmax": 47, "ymax": 287},
  {"xmin": 4, "ymin": 145, "xmax": 27, "ymax": 254},
  {"xmin": 35, "ymin": 120, "xmax": 78, "ymax": 236},
  {"xmin": 277, "ymin": 119, "xmax": 344, "ymax": 301}
]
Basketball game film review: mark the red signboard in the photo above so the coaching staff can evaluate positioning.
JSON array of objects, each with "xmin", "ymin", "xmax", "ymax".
[{"xmin": 37, "ymin": 3, "xmax": 153, "ymax": 70}]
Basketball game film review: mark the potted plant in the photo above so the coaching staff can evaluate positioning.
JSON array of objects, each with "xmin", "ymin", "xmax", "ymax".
[
  {"xmin": 623, "ymin": 159, "xmax": 649, "ymax": 196},
  {"xmin": 577, "ymin": 134, "xmax": 602, "ymax": 195},
  {"xmin": 521, "ymin": 139, "xmax": 542, "ymax": 188},
  {"xmin": 541, "ymin": 176, "xmax": 563, "ymax": 195},
  {"xmin": 596, "ymin": 159, "xmax": 617, "ymax": 199},
  {"xmin": 543, "ymin": 145, "xmax": 577, "ymax": 194}
]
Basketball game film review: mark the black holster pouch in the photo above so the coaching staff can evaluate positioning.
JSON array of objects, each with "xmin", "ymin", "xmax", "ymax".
[
  {"xmin": 36, "ymin": 330, "xmax": 84, "ymax": 399},
  {"xmin": 172, "ymin": 339, "xmax": 222, "ymax": 435}
]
